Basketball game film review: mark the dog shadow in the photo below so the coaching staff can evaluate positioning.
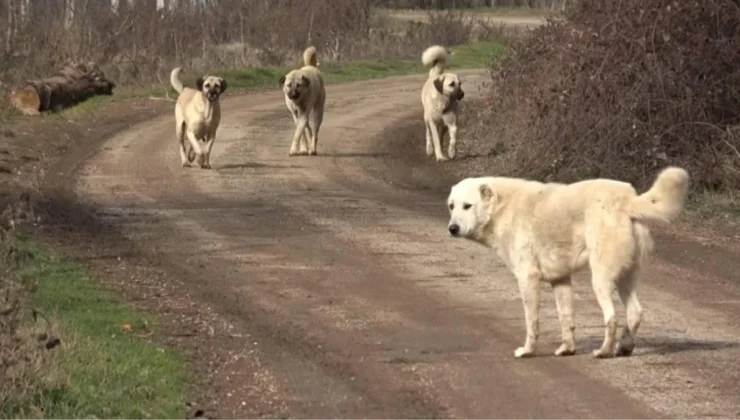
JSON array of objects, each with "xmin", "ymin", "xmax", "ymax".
[
  {"xmin": 320, "ymin": 152, "xmax": 392, "ymax": 158},
  {"xmin": 574, "ymin": 336, "xmax": 740, "ymax": 357},
  {"xmin": 217, "ymin": 162, "xmax": 303, "ymax": 170}
]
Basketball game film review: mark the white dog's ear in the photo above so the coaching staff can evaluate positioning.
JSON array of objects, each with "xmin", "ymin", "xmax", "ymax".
[
  {"xmin": 279, "ymin": 75, "xmax": 286, "ymax": 87},
  {"xmin": 479, "ymin": 184, "xmax": 494, "ymax": 202},
  {"xmin": 301, "ymin": 75, "xmax": 310, "ymax": 87},
  {"xmin": 433, "ymin": 77, "xmax": 444, "ymax": 94}
]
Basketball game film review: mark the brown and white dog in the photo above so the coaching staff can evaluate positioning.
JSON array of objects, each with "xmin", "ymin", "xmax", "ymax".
[
  {"xmin": 421, "ymin": 45, "xmax": 465, "ymax": 161},
  {"xmin": 279, "ymin": 46, "xmax": 326, "ymax": 156},
  {"xmin": 170, "ymin": 68, "xmax": 227, "ymax": 169}
]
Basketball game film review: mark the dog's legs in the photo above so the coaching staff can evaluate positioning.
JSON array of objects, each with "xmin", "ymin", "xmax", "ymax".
[
  {"xmin": 514, "ymin": 266, "xmax": 541, "ymax": 358},
  {"xmin": 289, "ymin": 117, "xmax": 309, "ymax": 156},
  {"xmin": 177, "ymin": 122, "xmax": 190, "ymax": 167},
  {"xmin": 186, "ymin": 131, "xmax": 206, "ymax": 168},
  {"xmin": 590, "ymin": 261, "xmax": 619, "ymax": 358},
  {"xmin": 308, "ymin": 109, "xmax": 322, "ymax": 156},
  {"xmin": 427, "ymin": 119, "xmax": 447, "ymax": 162},
  {"xmin": 301, "ymin": 126, "xmax": 312, "ymax": 155},
  {"xmin": 552, "ymin": 276, "xmax": 576, "ymax": 356},
  {"xmin": 424, "ymin": 121, "xmax": 434, "ymax": 157},
  {"xmin": 616, "ymin": 267, "xmax": 642, "ymax": 357},
  {"xmin": 447, "ymin": 123, "xmax": 458, "ymax": 159},
  {"xmin": 203, "ymin": 135, "xmax": 215, "ymax": 169}
]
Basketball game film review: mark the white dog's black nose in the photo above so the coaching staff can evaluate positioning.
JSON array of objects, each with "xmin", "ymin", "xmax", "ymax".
[{"xmin": 449, "ymin": 224, "xmax": 460, "ymax": 236}]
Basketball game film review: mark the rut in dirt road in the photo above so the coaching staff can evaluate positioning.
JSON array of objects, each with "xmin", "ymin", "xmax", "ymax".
[{"xmin": 67, "ymin": 71, "xmax": 740, "ymax": 418}]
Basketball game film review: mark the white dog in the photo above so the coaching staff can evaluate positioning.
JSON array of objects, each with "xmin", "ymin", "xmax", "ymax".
[
  {"xmin": 421, "ymin": 45, "xmax": 464, "ymax": 161},
  {"xmin": 170, "ymin": 68, "xmax": 227, "ymax": 169},
  {"xmin": 279, "ymin": 46, "xmax": 326, "ymax": 156},
  {"xmin": 446, "ymin": 167, "xmax": 690, "ymax": 358}
]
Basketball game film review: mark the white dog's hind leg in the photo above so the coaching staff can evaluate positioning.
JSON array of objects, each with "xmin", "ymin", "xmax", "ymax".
[
  {"xmin": 448, "ymin": 124, "xmax": 458, "ymax": 159},
  {"xmin": 177, "ymin": 123, "xmax": 189, "ymax": 167},
  {"xmin": 428, "ymin": 120, "xmax": 447, "ymax": 162},
  {"xmin": 301, "ymin": 126, "xmax": 311, "ymax": 155},
  {"xmin": 590, "ymin": 262, "xmax": 619, "ymax": 358},
  {"xmin": 552, "ymin": 277, "xmax": 576, "ymax": 356},
  {"xmin": 308, "ymin": 108, "xmax": 322, "ymax": 156},
  {"xmin": 514, "ymin": 267, "xmax": 541, "ymax": 358},
  {"xmin": 425, "ymin": 121, "xmax": 434, "ymax": 157},
  {"xmin": 616, "ymin": 268, "xmax": 642, "ymax": 357},
  {"xmin": 186, "ymin": 131, "xmax": 205, "ymax": 168}
]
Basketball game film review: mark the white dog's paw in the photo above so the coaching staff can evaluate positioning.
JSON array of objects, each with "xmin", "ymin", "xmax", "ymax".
[
  {"xmin": 514, "ymin": 346, "xmax": 535, "ymax": 358},
  {"xmin": 181, "ymin": 162, "xmax": 191, "ymax": 168},
  {"xmin": 289, "ymin": 149, "xmax": 299, "ymax": 156},
  {"xmin": 435, "ymin": 155, "xmax": 449, "ymax": 162},
  {"xmin": 554, "ymin": 342, "xmax": 576, "ymax": 356},
  {"xmin": 592, "ymin": 348, "xmax": 615, "ymax": 359},
  {"xmin": 448, "ymin": 146, "xmax": 457, "ymax": 159},
  {"xmin": 426, "ymin": 144, "xmax": 434, "ymax": 156},
  {"xmin": 309, "ymin": 150, "xmax": 317, "ymax": 156}
]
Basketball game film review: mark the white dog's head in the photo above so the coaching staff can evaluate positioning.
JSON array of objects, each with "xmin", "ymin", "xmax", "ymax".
[
  {"xmin": 433, "ymin": 73, "xmax": 465, "ymax": 101},
  {"xmin": 447, "ymin": 177, "xmax": 495, "ymax": 240},
  {"xmin": 279, "ymin": 70, "xmax": 310, "ymax": 101},
  {"xmin": 196, "ymin": 75, "xmax": 227, "ymax": 102}
]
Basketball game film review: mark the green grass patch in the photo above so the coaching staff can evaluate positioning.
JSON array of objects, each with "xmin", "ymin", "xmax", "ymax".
[
  {"xmin": 54, "ymin": 40, "xmax": 502, "ymax": 119},
  {"xmin": 2, "ymin": 233, "xmax": 187, "ymax": 419}
]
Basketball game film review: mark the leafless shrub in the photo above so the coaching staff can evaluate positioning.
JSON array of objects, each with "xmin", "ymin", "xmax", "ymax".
[{"xmin": 475, "ymin": 0, "xmax": 740, "ymax": 190}]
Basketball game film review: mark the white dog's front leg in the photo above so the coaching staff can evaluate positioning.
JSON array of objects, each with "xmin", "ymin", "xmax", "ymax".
[
  {"xmin": 290, "ymin": 118, "xmax": 308, "ymax": 156},
  {"xmin": 301, "ymin": 126, "xmax": 312, "ymax": 155},
  {"xmin": 203, "ymin": 136, "xmax": 215, "ymax": 169},
  {"xmin": 514, "ymin": 267, "xmax": 541, "ymax": 358},
  {"xmin": 186, "ymin": 131, "xmax": 205, "ymax": 168},
  {"xmin": 447, "ymin": 124, "xmax": 458, "ymax": 159},
  {"xmin": 428, "ymin": 120, "xmax": 447, "ymax": 162}
]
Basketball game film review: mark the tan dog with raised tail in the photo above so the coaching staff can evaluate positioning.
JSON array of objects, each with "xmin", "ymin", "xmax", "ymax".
[
  {"xmin": 421, "ymin": 45, "xmax": 464, "ymax": 161},
  {"xmin": 170, "ymin": 68, "xmax": 227, "ymax": 169},
  {"xmin": 447, "ymin": 167, "xmax": 690, "ymax": 358},
  {"xmin": 279, "ymin": 46, "xmax": 326, "ymax": 156}
]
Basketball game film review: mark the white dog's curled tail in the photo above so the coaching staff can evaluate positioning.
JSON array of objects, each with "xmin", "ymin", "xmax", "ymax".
[
  {"xmin": 628, "ymin": 166, "xmax": 690, "ymax": 224},
  {"xmin": 422, "ymin": 45, "xmax": 449, "ymax": 77},
  {"xmin": 170, "ymin": 67, "xmax": 185, "ymax": 94},
  {"xmin": 303, "ymin": 46, "xmax": 319, "ymax": 67}
]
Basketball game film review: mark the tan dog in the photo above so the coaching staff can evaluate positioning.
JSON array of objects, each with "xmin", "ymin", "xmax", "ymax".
[
  {"xmin": 421, "ymin": 45, "xmax": 465, "ymax": 162},
  {"xmin": 170, "ymin": 68, "xmax": 227, "ymax": 169},
  {"xmin": 279, "ymin": 46, "xmax": 326, "ymax": 156},
  {"xmin": 447, "ymin": 167, "xmax": 690, "ymax": 359}
]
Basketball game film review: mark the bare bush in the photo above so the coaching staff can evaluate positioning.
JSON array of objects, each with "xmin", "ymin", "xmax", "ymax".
[{"xmin": 476, "ymin": 0, "xmax": 740, "ymax": 191}]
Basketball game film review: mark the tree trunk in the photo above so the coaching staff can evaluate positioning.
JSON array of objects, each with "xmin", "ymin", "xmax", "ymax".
[{"xmin": 8, "ymin": 62, "xmax": 116, "ymax": 116}]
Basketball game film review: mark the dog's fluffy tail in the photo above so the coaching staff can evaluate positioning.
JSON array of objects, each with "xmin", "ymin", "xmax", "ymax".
[
  {"xmin": 628, "ymin": 166, "xmax": 689, "ymax": 224},
  {"xmin": 303, "ymin": 46, "xmax": 318, "ymax": 67},
  {"xmin": 170, "ymin": 67, "xmax": 185, "ymax": 94},
  {"xmin": 422, "ymin": 45, "xmax": 449, "ymax": 77}
]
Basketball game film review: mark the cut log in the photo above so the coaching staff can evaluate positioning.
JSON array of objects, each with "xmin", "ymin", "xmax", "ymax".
[{"xmin": 8, "ymin": 61, "xmax": 116, "ymax": 116}]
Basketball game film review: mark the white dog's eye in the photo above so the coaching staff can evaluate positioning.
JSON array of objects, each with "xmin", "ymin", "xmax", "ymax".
[
  {"xmin": 449, "ymin": 203, "xmax": 454, "ymax": 210},
  {"xmin": 463, "ymin": 203, "xmax": 472, "ymax": 210}
]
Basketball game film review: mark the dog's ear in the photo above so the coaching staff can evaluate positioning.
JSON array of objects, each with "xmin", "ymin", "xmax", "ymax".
[
  {"xmin": 479, "ymin": 184, "xmax": 495, "ymax": 202},
  {"xmin": 196, "ymin": 77, "xmax": 205, "ymax": 91},
  {"xmin": 279, "ymin": 75, "xmax": 286, "ymax": 87},
  {"xmin": 433, "ymin": 77, "xmax": 444, "ymax": 94},
  {"xmin": 219, "ymin": 78, "xmax": 227, "ymax": 93},
  {"xmin": 301, "ymin": 75, "xmax": 310, "ymax": 87}
]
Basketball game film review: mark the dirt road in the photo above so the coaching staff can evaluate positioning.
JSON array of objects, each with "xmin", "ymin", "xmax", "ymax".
[{"xmin": 56, "ymin": 72, "xmax": 740, "ymax": 418}]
